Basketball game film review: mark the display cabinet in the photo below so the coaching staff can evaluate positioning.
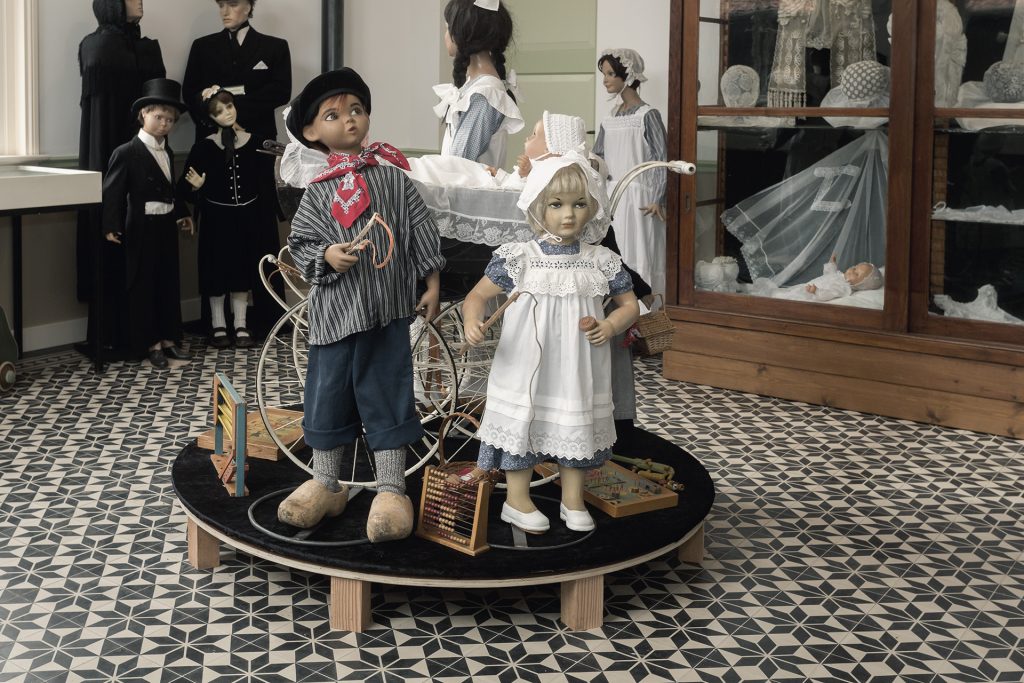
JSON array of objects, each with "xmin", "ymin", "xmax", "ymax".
[{"xmin": 664, "ymin": 0, "xmax": 1024, "ymax": 437}]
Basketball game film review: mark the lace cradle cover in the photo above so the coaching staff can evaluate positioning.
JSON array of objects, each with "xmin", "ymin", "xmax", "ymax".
[
  {"xmin": 475, "ymin": 240, "xmax": 620, "ymax": 461},
  {"xmin": 406, "ymin": 155, "xmax": 609, "ymax": 247},
  {"xmin": 722, "ymin": 130, "xmax": 888, "ymax": 287}
]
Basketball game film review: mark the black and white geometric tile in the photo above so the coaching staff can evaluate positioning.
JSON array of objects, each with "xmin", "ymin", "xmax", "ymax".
[{"xmin": 0, "ymin": 340, "xmax": 1021, "ymax": 682}]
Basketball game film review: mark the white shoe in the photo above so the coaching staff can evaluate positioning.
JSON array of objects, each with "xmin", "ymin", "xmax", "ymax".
[
  {"xmin": 559, "ymin": 503, "xmax": 595, "ymax": 532},
  {"xmin": 500, "ymin": 502, "xmax": 550, "ymax": 533}
]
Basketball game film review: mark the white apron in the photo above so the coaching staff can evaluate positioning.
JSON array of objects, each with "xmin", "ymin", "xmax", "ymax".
[
  {"xmin": 602, "ymin": 104, "xmax": 665, "ymax": 296},
  {"xmin": 476, "ymin": 241, "xmax": 618, "ymax": 461},
  {"xmin": 434, "ymin": 75, "xmax": 524, "ymax": 169}
]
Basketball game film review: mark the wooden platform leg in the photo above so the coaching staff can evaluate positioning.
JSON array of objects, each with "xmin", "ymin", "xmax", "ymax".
[
  {"xmin": 677, "ymin": 525, "xmax": 704, "ymax": 565},
  {"xmin": 329, "ymin": 577, "xmax": 371, "ymax": 632},
  {"xmin": 187, "ymin": 518, "xmax": 220, "ymax": 569},
  {"xmin": 560, "ymin": 574, "xmax": 604, "ymax": 630}
]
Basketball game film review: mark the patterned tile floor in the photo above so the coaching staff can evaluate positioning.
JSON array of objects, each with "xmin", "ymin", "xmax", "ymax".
[{"xmin": 0, "ymin": 339, "xmax": 1021, "ymax": 682}]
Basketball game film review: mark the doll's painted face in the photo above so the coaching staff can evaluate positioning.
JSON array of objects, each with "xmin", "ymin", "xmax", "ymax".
[
  {"xmin": 543, "ymin": 192, "xmax": 591, "ymax": 244},
  {"xmin": 844, "ymin": 263, "xmax": 874, "ymax": 285},
  {"xmin": 210, "ymin": 99, "xmax": 237, "ymax": 128},
  {"xmin": 600, "ymin": 60, "xmax": 625, "ymax": 94},
  {"xmin": 217, "ymin": 0, "xmax": 251, "ymax": 31},
  {"xmin": 302, "ymin": 94, "xmax": 369, "ymax": 155},
  {"xmin": 523, "ymin": 120, "xmax": 549, "ymax": 161},
  {"xmin": 139, "ymin": 106, "xmax": 178, "ymax": 140},
  {"xmin": 125, "ymin": 0, "xmax": 144, "ymax": 21}
]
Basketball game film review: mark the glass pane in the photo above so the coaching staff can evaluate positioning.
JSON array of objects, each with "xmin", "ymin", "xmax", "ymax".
[
  {"xmin": 698, "ymin": 1, "xmax": 892, "ymax": 113},
  {"xmin": 693, "ymin": 3, "xmax": 891, "ymax": 309},
  {"xmin": 927, "ymin": 2, "xmax": 1024, "ymax": 329}
]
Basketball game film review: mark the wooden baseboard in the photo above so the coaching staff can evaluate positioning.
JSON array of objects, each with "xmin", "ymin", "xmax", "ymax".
[{"xmin": 664, "ymin": 322, "xmax": 1024, "ymax": 439}]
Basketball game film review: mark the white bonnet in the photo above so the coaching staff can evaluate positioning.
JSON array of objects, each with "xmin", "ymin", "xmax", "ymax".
[
  {"xmin": 720, "ymin": 65, "xmax": 759, "ymax": 107},
  {"xmin": 517, "ymin": 151, "xmax": 610, "ymax": 244},
  {"xmin": 599, "ymin": 48, "xmax": 648, "ymax": 85},
  {"xmin": 541, "ymin": 111, "xmax": 587, "ymax": 155}
]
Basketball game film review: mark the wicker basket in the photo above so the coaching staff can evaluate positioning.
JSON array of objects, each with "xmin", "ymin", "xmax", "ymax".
[{"xmin": 631, "ymin": 294, "xmax": 675, "ymax": 356}]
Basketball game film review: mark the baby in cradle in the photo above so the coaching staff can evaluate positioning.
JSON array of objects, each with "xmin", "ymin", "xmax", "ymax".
[{"xmin": 802, "ymin": 254, "xmax": 883, "ymax": 301}]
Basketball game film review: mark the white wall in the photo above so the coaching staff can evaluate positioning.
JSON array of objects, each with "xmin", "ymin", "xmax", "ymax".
[
  {"xmin": 595, "ymin": 0, "xmax": 672, "ymax": 129},
  {"xmin": 343, "ymin": 0, "xmax": 445, "ymax": 152},
  {"xmin": 38, "ymin": 0, "xmax": 322, "ymax": 155}
]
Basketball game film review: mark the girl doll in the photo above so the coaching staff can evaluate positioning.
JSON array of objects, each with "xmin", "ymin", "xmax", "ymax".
[
  {"xmin": 181, "ymin": 86, "xmax": 281, "ymax": 348},
  {"xmin": 434, "ymin": 0, "xmax": 524, "ymax": 168},
  {"xmin": 462, "ymin": 153, "xmax": 640, "ymax": 533},
  {"xmin": 590, "ymin": 48, "xmax": 669, "ymax": 297}
]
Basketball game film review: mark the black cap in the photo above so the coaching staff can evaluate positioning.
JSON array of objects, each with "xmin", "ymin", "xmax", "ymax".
[
  {"xmin": 286, "ymin": 68, "xmax": 371, "ymax": 148},
  {"xmin": 132, "ymin": 78, "xmax": 187, "ymax": 117}
]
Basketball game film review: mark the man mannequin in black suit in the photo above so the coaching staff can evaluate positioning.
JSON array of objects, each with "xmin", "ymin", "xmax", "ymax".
[
  {"xmin": 182, "ymin": 0, "xmax": 291, "ymax": 144},
  {"xmin": 182, "ymin": 0, "xmax": 289, "ymax": 338}
]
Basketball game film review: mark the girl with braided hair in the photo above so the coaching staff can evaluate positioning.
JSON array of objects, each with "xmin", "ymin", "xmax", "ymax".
[{"xmin": 433, "ymin": 0, "xmax": 524, "ymax": 168}]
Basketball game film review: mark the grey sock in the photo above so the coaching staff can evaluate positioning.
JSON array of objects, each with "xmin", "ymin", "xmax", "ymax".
[
  {"xmin": 373, "ymin": 448, "xmax": 406, "ymax": 495},
  {"xmin": 312, "ymin": 446, "xmax": 348, "ymax": 492}
]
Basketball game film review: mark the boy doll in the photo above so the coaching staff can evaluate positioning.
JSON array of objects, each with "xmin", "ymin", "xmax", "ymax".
[
  {"xmin": 102, "ymin": 78, "xmax": 194, "ymax": 369},
  {"xmin": 278, "ymin": 68, "xmax": 445, "ymax": 542}
]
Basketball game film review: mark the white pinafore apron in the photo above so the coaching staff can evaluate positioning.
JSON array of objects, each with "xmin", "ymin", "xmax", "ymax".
[
  {"xmin": 602, "ymin": 105, "xmax": 665, "ymax": 296},
  {"xmin": 434, "ymin": 75, "xmax": 523, "ymax": 169},
  {"xmin": 476, "ymin": 241, "xmax": 617, "ymax": 461}
]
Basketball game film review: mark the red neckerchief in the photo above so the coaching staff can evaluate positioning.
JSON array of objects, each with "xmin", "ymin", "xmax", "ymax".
[{"xmin": 309, "ymin": 142, "xmax": 410, "ymax": 228}]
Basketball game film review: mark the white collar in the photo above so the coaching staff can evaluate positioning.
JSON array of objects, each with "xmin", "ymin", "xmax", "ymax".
[
  {"xmin": 230, "ymin": 25, "xmax": 250, "ymax": 45},
  {"xmin": 137, "ymin": 129, "xmax": 166, "ymax": 150}
]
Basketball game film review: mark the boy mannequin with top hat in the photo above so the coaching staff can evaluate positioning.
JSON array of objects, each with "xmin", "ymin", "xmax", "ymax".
[
  {"xmin": 102, "ymin": 78, "xmax": 194, "ymax": 369},
  {"xmin": 278, "ymin": 68, "xmax": 445, "ymax": 542}
]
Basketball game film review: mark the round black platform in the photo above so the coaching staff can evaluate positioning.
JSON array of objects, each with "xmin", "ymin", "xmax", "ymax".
[{"xmin": 172, "ymin": 423, "xmax": 715, "ymax": 581}]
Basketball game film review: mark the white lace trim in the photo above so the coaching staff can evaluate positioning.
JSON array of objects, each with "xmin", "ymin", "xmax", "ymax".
[{"xmin": 477, "ymin": 422, "xmax": 617, "ymax": 460}]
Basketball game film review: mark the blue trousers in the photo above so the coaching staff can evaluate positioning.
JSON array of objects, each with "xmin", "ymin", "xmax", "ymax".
[{"xmin": 303, "ymin": 318, "xmax": 424, "ymax": 451}]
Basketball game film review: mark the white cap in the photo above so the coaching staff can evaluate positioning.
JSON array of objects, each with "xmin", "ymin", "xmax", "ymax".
[
  {"xmin": 599, "ymin": 48, "xmax": 648, "ymax": 85},
  {"xmin": 542, "ymin": 111, "xmax": 587, "ymax": 155},
  {"xmin": 517, "ymin": 151, "xmax": 610, "ymax": 244}
]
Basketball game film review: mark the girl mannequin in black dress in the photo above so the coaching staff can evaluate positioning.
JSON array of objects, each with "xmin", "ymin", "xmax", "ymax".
[{"xmin": 181, "ymin": 87, "xmax": 280, "ymax": 348}]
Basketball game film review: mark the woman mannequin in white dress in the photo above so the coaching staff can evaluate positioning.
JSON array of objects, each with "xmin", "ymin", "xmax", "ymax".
[{"xmin": 590, "ymin": 48, "xmax": 669, "ymax": 296}]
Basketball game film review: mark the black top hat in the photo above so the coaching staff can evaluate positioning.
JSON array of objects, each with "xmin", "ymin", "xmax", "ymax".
[
  {"xmin": 132, "ymin": 78, "xmax": 188, "ymax": 117},
  {"xmin": 286, "ymin": 68, "xmax": 371, "ymax": 148}
]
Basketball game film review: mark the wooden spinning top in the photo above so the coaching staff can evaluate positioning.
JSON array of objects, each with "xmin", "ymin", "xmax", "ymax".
[{"xmin": 579, "ymin": 316, "xmax": 598, "ymax": 332}]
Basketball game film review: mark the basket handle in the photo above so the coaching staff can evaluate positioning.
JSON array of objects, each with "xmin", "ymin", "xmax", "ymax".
[
  {"xmin": 648, "ymin": 293, "xmax": 665, "ymax": 312},
  {"xmin": 437, "ymin": 411, "xmax": 481, "ymax": 467}
]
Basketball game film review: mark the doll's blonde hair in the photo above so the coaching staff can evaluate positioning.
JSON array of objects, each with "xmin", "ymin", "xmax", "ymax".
[{"xmin": 526, "ymin": 164, "xmax": 596, "ymax": 237}]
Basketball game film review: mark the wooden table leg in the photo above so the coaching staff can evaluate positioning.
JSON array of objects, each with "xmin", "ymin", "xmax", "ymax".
[
  {"xmin": 329, "ymin": 576, "xmax": 371, "ymax": 632},
  {"xmin": 677, "ymin": 525, "xmax": 704, "ymax": 565},
  {"xmin": 560, "ymin": 574, "xmax": 603, "ymax": 630},
  {"xmin": 187, "ymin": 518, "xmax": 220, "ymax": 569}
]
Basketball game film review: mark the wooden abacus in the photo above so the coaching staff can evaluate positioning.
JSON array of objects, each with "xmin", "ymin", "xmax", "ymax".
[
  {"xmin": 415, "ymin": 412, "xmax": 493, "ymax": 556},
  {"xmin": 211, "ymin": 372, "xmax": 248, "ymax": 497}
]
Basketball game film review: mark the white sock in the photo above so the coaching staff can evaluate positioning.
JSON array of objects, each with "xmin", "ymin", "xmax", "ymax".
[
  {"xmin": 210, "ymin": 295, "xmax": 226, "ymax": 332},
  {"xmin": 231, "ymin": 292, "xmax": 249, "ymax": 333}
]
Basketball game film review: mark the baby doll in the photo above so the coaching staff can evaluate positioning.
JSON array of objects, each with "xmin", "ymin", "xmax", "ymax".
[
  {"xmin": 102, "ymin": 78, "xmax": 193, "ymax": 369},
  {"xmin": 277, "ymin": 68, "xmax": 444, "ymax": 543},
  {"xmin": 434, "ymin": 0, "xmax": 524, "ymax": 167},
  {"xmin": 493, "ymin": 110, "xmax": 588, "ymax": 187},
  {"xmin": 590, "ymin": 48, "xmax": 669, "ymax": 296},
  {"xmin": 801, "ymin": 254, "xmax": 883, "ymax": 302},
  {"xmin": 180, "ymin": 86, "xmax": 281, "ymax": 349},
  {"xmin": 462, "ymin": 153, "xmax": 640, "ymax": 533}
]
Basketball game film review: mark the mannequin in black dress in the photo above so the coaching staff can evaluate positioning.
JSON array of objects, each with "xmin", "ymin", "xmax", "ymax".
[{"xmin": 77, "ymin": 0, "xmax": 166, "ymax": 357}]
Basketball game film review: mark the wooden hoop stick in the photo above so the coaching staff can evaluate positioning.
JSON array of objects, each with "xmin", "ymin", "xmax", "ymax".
[{"xmin": 459, "ymin": 292, "xmax": 521, "ymax": 356}]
